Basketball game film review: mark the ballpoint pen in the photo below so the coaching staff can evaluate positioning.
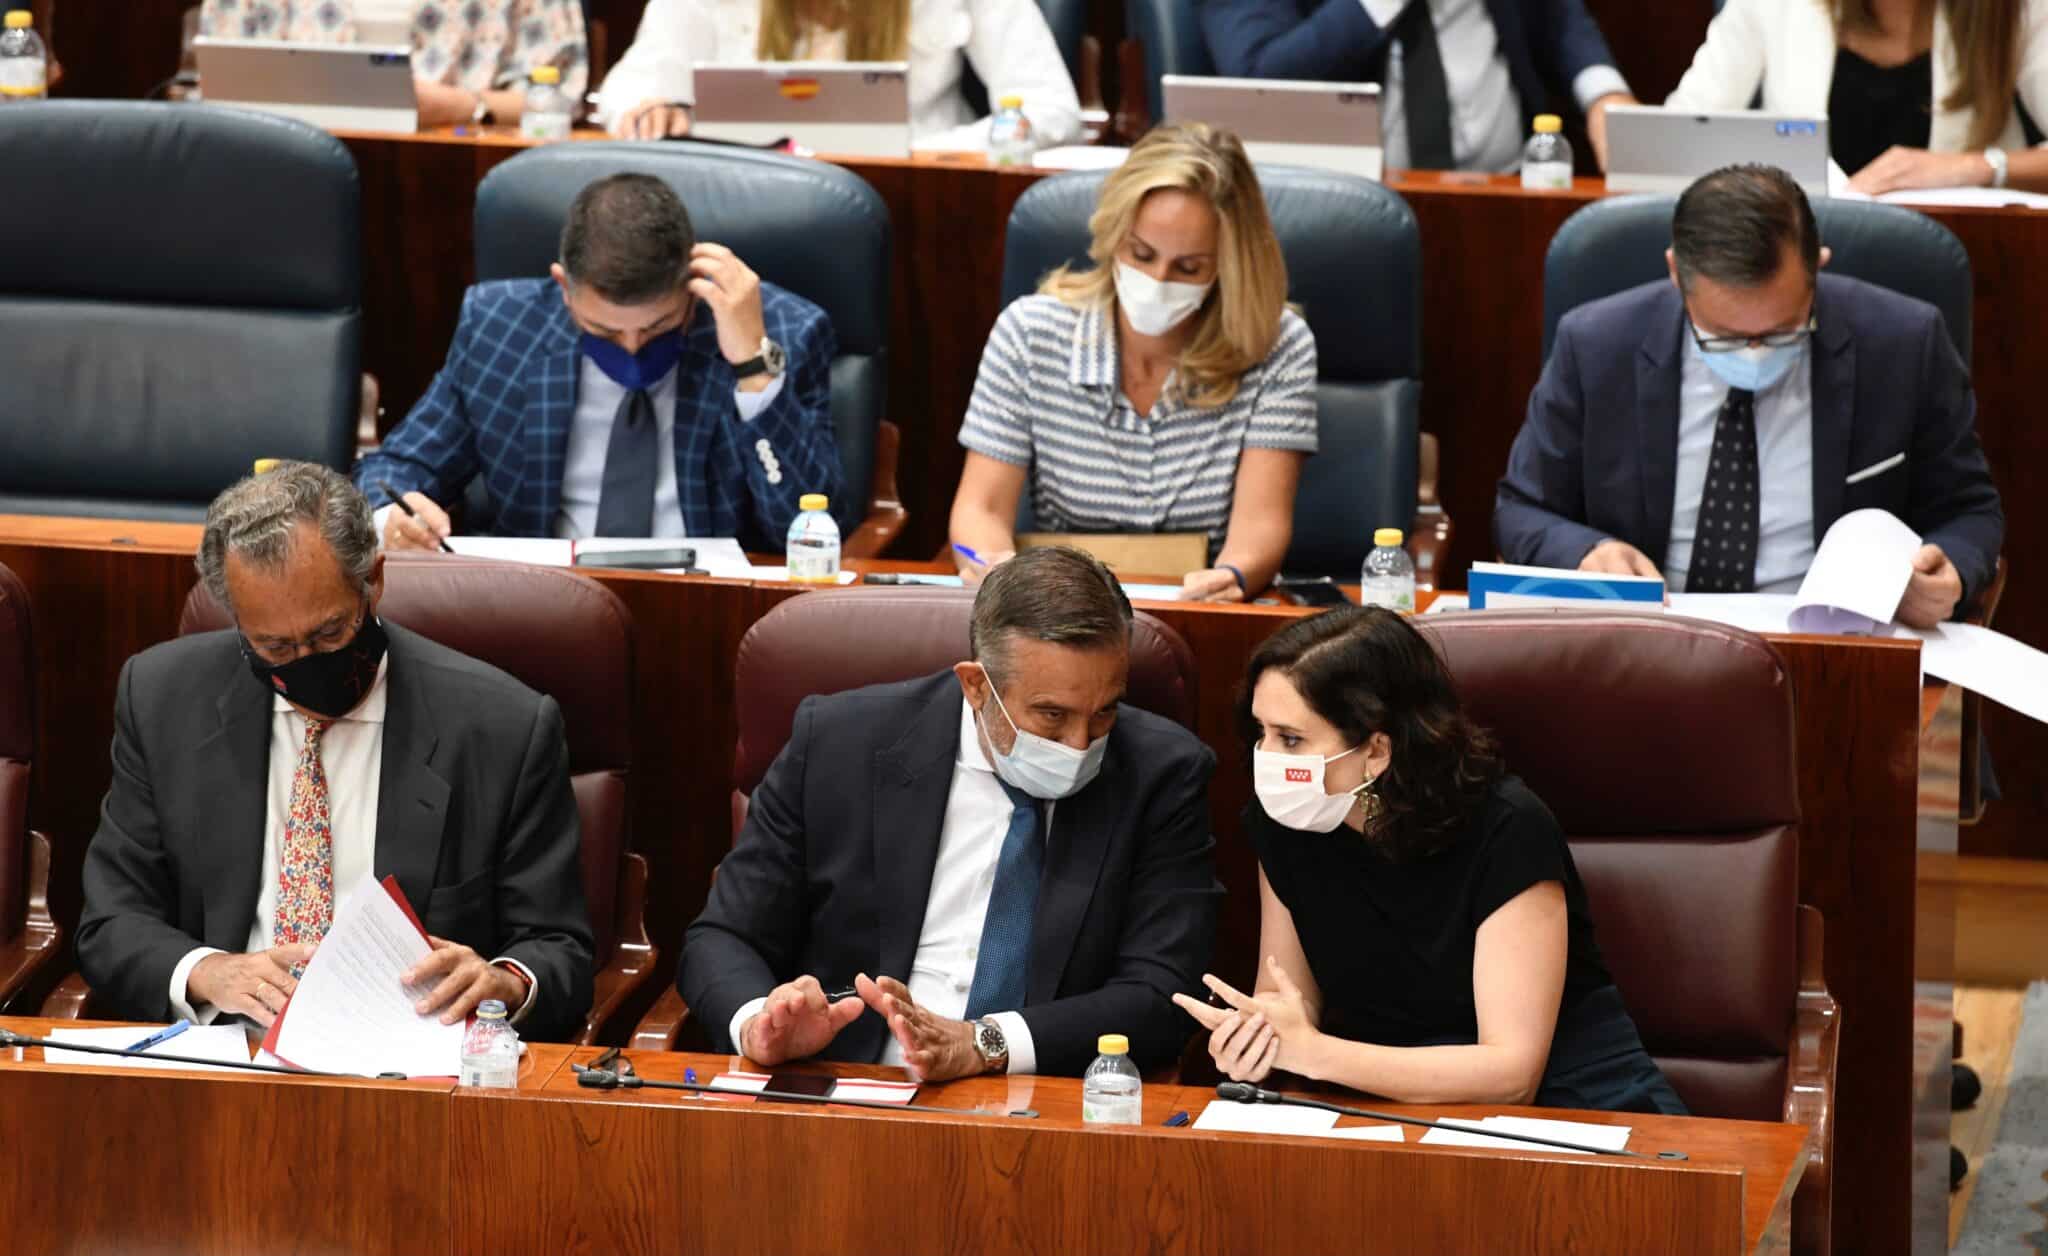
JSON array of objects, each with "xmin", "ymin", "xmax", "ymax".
[
  {"xmin": 122, "ymin": 1019, "xmax": 191, "ymax": 1054},
  {"xmin": 951, "ymin": 543, "xmax": 987, "ymax": 568}
]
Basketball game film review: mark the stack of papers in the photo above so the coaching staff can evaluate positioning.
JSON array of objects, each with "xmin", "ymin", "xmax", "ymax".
[
  {"xmin": 43, "ymin": 1025, "xmax": 258, "ymax": 1073},
  {"xmin": 445, "ymin": 536, "xmax": 759, "ymax": 579},
  {"xmin": 1192, "ymin": 1101, "xmax": 1403, "ymax": 1142},
  {"xmin": 1418, "ymin": 1115, "xmax": 1632, "ymax": 1154}
]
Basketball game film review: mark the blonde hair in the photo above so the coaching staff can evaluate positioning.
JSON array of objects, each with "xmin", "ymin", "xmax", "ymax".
[
  {"xmin": 1039, "ymin": 123, "xmax": 1289, "ymax": 408},
  {"xmin": 1832, "ymin": 0, "xmax": 2022, "ymax": 151},
  {"xmin": 758, "ymin": 0, "xmax": 909, "ymax": 62}
]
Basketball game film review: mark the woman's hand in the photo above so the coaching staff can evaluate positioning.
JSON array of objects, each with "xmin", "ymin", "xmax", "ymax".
[
  {"xmin": 414, "ymin": 80, "xmax": 479, "ymax": 128},
  {"xmin": 1172, "ymin": 956, "xmax": 1322, "ymax": 1078},
  {"xmin": 1181, "ymin": 568, "xmax": 1244, "ymax": 602},
  {"xmin": 1848, "ymin": 146, "xmax": 1994, "ymax": 196}
]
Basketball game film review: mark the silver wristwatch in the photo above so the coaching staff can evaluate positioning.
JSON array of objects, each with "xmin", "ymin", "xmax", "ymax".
[
  {"xmin": 1985, "ymin": 147, "xmax": 2009, "ymax": 189},
  {"xmin": 971, "ymin": 1016, "xmax": 1010, "ymax": 1074},
  {"xmin": 732, "ymin": 336, "xmax": 787, "ymax": 381}
]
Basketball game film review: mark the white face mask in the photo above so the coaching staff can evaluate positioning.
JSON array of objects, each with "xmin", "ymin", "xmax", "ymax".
[
  {"xmin": 1254, "ymin": 745, "xmax": 1366, "ymax": 833},
  {"xmin": 1114, "ymin": 261, "xmax": 1213, "ymax": 337},
  {"xmin": 978, "ymin": 671, "xmax": 1108, "ymax": 801}
]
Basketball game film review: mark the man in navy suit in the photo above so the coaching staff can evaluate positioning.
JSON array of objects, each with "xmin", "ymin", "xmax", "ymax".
[
  {"xmin": 1496, "ymin": 164, "xmax": 2003, "ymax": 628},
  {"xmin": 1197, "ymin": 0, "xmax": 1636, "ymax": 170},
  {"xmin": 356, "ymin": 173, "xmax": 840, "ymax": 551}
]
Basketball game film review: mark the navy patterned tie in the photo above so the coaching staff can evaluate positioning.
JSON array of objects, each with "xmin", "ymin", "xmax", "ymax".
[
  {"xmin": 1688, "ymin": 387, "xmax": 1760, "ymax": 593},
  {"xmin": 963, "ymin": 779, "xmax": 1046, "ymax": 1019},
  {"xmin": 594, "ymin": 388, "xmax": 659, "ymax": 537}
]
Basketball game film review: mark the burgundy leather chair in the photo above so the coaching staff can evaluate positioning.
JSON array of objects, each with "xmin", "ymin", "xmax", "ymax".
[
  {"xmin": 632, "ymin": 586, "xmax": 1199, "ymax": 1049},
  {"xmin": 1422, "ymin": 609, "xmax": 1839, "ymax": 1256},
  {"xmin": 44, "ymin": 555, "xmax": 654, "ymax": 1044},
  {"xmin": 0, "ymin": 561, "xmax": 60, "ymax": 1011}
]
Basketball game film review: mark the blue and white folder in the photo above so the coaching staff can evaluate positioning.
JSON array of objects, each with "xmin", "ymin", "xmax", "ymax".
[{"xmin": 1467, "ymin": 562, "xmax": 1665, "ymax": 611}]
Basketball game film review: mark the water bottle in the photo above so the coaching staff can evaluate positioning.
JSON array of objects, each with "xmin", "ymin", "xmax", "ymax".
[
  {"xmin": 521, "ymin": 65, "xmax": 572, "ymax": 141},
  {"xmin": 1360, "ymin": 528, "xmax": 1416, "ymax": 613},
  {"xmin": 1081, "ymin": 1033, "xmax": 1142, "ymax": 1125},
  {"xmin": 459, "ymin": 999, "xmax": 520, "ymax": 1089},
  {"xmin": 785, "ymin": 493, "xmax": 841, "ymax": 584},
  {"xmin": 0, "ymin": 10, "xmax": 47, "ymax": 103},
  {"xmin": 988, "ymin": 94, "xmax": 1034, "ymax": 167},
  {"xmin": 1520, "ymin": 114, "xmax": 1572, "ymax": 191}
]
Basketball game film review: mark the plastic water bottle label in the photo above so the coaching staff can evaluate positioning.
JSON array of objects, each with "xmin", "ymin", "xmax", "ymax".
[
  {"xmin": 1522, "ymin": 160, "xmax": 1571, "ymax": 191},
  {"xmin": 1082, "ymin": 1093, "xmax": 1142, "ymax": 1125},
  {"xmin": 0, "ymin": 62, "xmax": 45, "ymax": 98},
  {"xmin": 787, "ymin": 540, "xmax": 839, "ymax": 583},
  {"xmin": 522, "ymin": 112, "xmax": 571, "ymax": 141}
]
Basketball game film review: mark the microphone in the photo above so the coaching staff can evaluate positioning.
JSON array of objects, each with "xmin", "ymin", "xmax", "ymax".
[
  {"xmin": 0, "ymin": 1028, "xmax": 362, "ymax": 1078},
  {"xmin": 570, "ymin": 1062, "xmax": 1039, "ymax": 1118},
  {"xmin": 1212, "ymin": 1082, "xmax": 1684, "ymax": 1160}
]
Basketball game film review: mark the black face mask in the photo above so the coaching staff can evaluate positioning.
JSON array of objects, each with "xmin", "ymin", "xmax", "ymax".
[{"xmin": 241, "ymin": 612, "xmax": 389, "ymax": 719}]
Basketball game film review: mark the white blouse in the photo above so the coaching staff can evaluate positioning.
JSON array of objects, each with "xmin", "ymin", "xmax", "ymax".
[{"xmin": 597, "ymin": 0, "xmax": 1081, "ymax": 149}]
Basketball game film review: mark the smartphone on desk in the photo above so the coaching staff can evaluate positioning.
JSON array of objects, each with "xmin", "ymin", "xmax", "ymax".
[
  {"xmin": 573, "ymin": 546, "xmax": 697, "ymax": 572},
  {"xmin": 1273, "ymin": 575, "xmax": 1353, "ymax": 608}
]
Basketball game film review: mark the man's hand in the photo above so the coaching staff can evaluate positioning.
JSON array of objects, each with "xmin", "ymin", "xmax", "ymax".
[
  {"xmin": 1897, "ymin": 544, "xmax": 1964, "ymax": 628},
  {"xmin": 415, "ymin": 80, "xmax": 481, "ymax": 129},
  {"xmin": 618, "ymin": 100, "xmax": 692, "ymax": 139},
  {"xmin": 187, "ymin": 942, "xmax": 315, "ymax": 1028},
  {"xmin": 1182, "ymin": 568, "xmax": 1245, "ymax": 603},
  {"xmin": 1578, "ymin": 538, "xmax": 1660, "ymax": 578},
  {"xmin": 738, "ymin": 976, "xmax": 865, "ymax": 1067},
  {"xmin": 1585, "ymin": 92, "xmax": 1637, "ymax": 172},
  {"xmin": 382, "ymin": 491, "xmax": 452, "ymax": 551},
  {"xmin": 856, "ymin": 973, "xmax": 985, "ymax": 1083},
  {"xmin": 1849, "ymin": 147, "xmax": 1994, "ymax": 197},
  {"xmin": 402, "ymin": 937, "xmax": 528, "ymax": 1025}
]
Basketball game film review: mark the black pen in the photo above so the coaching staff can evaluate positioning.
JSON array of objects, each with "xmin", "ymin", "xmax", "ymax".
[{"xmin": 377, "ymin": 480, "xmax": 455, "ymax": 554}]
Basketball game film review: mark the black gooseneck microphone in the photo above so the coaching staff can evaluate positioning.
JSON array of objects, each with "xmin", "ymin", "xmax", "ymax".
[
  {"xmin": 0, "ymin": 1027, "xmax": 376, "ymax": 1078},
  {"xmin": 570, "ymin": 1061, "xmax": 1041, "ymax": 1118},
  {"xmin": 1213, "ymin": 1083, "xmax": 1686, "ymax": 1161}
]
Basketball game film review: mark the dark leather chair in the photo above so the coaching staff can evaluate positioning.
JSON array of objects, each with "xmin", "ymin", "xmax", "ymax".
[
  {"xmin": 1123, "ymin": 0, "xmax": 1212, "ymax": 129},
  {"xmin": 0, "ymin": 563, "xmax": 59, "ymax": 1012},
  {"xmin": 1542, "ymin": 193, "xmax": 1973, "ymax": 361},
  {"xmin": 0, "ymin": 101, "xmax": 361, "ymax": 520},
  {"xmin": 631, "ymin": 586, "xmax": 1198, "ymax": 1049},
  {"xmin": 469, "ymin": 142, "xmax": 904, "ymax": 555},
  {"xmin": 44, "ymin": 556, "xmax": 654, "ymax": 1044},
  {"xmin": 1423, "ymin": 609, "xmax": 1839, "ymax": 1256},
  {"xmin": 1002, "ymin": 167, "xmax": 1451, "ymax": 585}
]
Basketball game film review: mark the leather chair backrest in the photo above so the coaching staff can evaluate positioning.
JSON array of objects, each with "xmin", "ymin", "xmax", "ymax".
[
  {"xmin": 1422, "ymin": 610, "xmax": 1802, "ymax": 1122},
  {"xmin": 473, "ymin": 143, "xmax": 891, "ymax": 536},
  {"xmin": 1125, "ymin": 0, "xmax": 1214, "ymax": 125},
  {"xmin": 0, "ymin": 563, "xmax": 32, "ymax": 944},
  {"xmin": 0, "ymin": 102, "xmax": 361, "ymax": 521},
  {"xmin": 1002, "ymin": 167, "xmax": 1422, "ymax": 577},
  {"xmin": 730, "ymin": 588, "xmax": 1197, "ymax": 803},
  {"xmin": 1542, "ymin": 194, "xmax": 1973, "ymax": 361},
  {"xmin": 180, "ymin": 556, "xmax": 635, "ymax": 963},
  {"xmin": 960, "ymin": 0, "xmax": 1087, "ymax": 117}
]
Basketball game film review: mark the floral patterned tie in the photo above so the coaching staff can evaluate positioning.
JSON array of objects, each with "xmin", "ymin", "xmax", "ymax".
[{"xmin": 273, "ymin": 717, "xmax": 335, "ymax": 946}]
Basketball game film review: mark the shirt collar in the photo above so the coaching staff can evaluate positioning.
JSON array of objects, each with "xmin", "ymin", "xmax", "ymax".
[
  {"xmin": 957, "ymin": 696, "xmax": 997, "ymax": 773},
  {"xmin": 1068, "ymin": 300, "xmax": 1118, "ymax": 390},
  {"xmin": 274, "ymin": 657, "xmax": 390, "ymax": 724}
]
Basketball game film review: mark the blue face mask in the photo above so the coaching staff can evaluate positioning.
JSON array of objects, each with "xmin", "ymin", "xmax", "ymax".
[
  {"xmin": 1696, "ymin": 331, "xmax": 1803, "ymax": 394},
  {"xmin": 580, "ymin": 328, "xmax": 686, "ymax": 392}
]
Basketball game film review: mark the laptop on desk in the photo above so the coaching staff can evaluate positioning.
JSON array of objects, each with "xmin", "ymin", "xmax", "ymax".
[
  {"xmin": 194, "ymin": 36, "xmax": 418, "ymax": 132},
  {"xmin": 1605, "ymin": 105, "xmax": 1831, "ymax": 197},
  {"xmin": 1162, "ymin": 76, "xmax": 1383, "ymax": 181},
  {"xmin": 690, "ymin": 62, "xmax": 911, "ymax": 158}
]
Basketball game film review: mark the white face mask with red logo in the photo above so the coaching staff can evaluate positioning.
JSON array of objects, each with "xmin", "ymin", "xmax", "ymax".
[{"xmin": 1253, "ymin": 745, "xmax": 1365, "ymax": 832}]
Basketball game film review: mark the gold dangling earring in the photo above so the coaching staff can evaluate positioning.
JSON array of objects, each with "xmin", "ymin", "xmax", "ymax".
[{"xmin": 1353, "ymin": 774, "xmax": 1384, "ymax": 824}]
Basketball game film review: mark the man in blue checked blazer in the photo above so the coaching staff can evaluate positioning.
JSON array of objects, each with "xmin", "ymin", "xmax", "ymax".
[{"xmin": 356, "ymin": 173, "xmax": 839, "ymax": 551}]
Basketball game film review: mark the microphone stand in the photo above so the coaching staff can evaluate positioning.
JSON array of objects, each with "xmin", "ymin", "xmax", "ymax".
[
  {"xmin": 0, "ymin": 1028, "xmax": 377, "ymax": 1079},
  {"xmin": 1213, "ymin": 1083, "xmax": 1686, "ymax": 1160},
  {"xmin": 571, "ymin": 1063, "xmax": 1039, "ymax": 1118}
]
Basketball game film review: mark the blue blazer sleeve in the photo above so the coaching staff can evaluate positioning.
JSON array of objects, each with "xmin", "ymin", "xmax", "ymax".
[
  {"xmin": 1198, "ymin": 0, "xmax": 1392, "ymax": 80},
  {"xmin": 1539, "ymin": 0, "xmax": 1623, "ymax": 85},
  {"xmin": 731, "ymin": 297, "xmax": 841, "ymax": 550},
  {"xmin": 1494, "ymin": 315, "xmax": 1620, "ymax": 569},
  {"xmin": 352, "ymin": 288, "xmax": 486, "ymax": 509},
  {"xmin": 1907, "ymin": 315, "xmax": 2004, "ymax": 613}
]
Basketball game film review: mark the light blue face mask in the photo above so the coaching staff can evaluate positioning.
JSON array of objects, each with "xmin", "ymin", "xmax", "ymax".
[{"xmin": 1696, "ymin": 331, "xmax": 1803, "ymax": 394}]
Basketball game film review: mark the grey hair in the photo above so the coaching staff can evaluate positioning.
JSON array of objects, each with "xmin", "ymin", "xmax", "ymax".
[
  {"xmin": 196, "ymin": 462, "xmax": 378, "ymax": 611},
  {"xmin": 968, "ymin": 546, "xmax": 1133, "ymax": 682}
]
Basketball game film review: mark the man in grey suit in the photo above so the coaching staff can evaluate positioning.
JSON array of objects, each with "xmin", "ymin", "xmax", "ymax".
[{"xmin": 78, "ymin": 463, "xmax": 594, "ymax": 1040}]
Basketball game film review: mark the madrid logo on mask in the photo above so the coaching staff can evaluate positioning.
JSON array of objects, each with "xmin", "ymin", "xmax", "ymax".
[{"xmin": 1285, "ymin": 767, "xmax": 1313, "ymax": 783}]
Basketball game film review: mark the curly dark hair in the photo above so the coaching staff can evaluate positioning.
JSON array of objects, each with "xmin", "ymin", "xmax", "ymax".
[{"xmin": 1238, "ymin": 606, "xmax": 1503, "ymax": 860}]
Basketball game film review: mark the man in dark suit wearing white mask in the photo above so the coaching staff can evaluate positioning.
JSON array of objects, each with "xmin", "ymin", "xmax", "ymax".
[{"xmin": 680, "ymin": 546, "xmax": 1221, "ymax": 1080}]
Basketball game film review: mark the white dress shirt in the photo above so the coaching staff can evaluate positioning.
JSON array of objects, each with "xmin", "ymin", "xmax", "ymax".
[
  {"xmin": 1666, "ymin": 336, "xmax": 1816, "ymax": 594},
  {"xmin": 167, "ymin": 662, "xmax": 537, "ymax": 1024},
  {"xmin": 596, "ymin": 0, "xmax": 1082, "ymax": 150},
  {"xmin": 1362, "ymin": 0, "xmax": 1630, "ymax": 172},
  {"xmin": 729, "ymin": 698, "xmax": 1040, "ymax": 1074}
]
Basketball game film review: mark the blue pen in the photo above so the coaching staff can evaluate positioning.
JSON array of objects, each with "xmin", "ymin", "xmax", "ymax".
[
  {"xmin": 122, "ymin": 1019, "xmax": 191, "ymax": 1054},
  {"xmin": 951, "ymin": 543, "xmax": 987, "ymax": 568}
]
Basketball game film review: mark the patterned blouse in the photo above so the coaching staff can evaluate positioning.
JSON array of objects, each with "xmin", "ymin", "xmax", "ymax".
[{"xmin": 199, "ymin": 0, "xmax": 589, "ymax": 97}]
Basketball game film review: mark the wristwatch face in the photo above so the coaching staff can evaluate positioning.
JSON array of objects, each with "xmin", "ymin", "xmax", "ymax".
[
  {"xmin": 760, "ymin": 337, "xmax": 787, "ymax": 376},
  {"xmin": 973, "ymin": 1017, "xmax": 1008, "ymax": 1065}
]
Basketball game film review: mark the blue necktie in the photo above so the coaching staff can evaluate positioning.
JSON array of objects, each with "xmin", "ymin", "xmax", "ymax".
[{"xmin": 963, "ymin": 779, "xmax": 1045, "ymax": 1019}]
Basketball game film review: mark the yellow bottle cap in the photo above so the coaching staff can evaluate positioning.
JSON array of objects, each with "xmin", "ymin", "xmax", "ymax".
[
  {"xmin": 1374, "ymin": 528, "xmax": 1405, "ymax": 547},
  {"xmin": 252, "ymin": 458, "xmax": 282, "ymax": 475},
  {"xmin": 4, "ymin": 12, "xmax": 31, "ymax": 28},
  {"xmin": 1533, "ymin": 114, "xmax": 1563, "ymax": 134},
  {"xmin": 998, "ymin": 94, "xmax": 1024, "ymax": 110},
  {"xmin": 1096, "ymin": 1034, "xmax": 1129, "ymax": 1055},
  {"xmin": 800, "ymin": 494, "xmax": 829, "ymax": 512},
  {"xmin": 531, "ymin": 65, "xmax": 561, "ymax": 85}
]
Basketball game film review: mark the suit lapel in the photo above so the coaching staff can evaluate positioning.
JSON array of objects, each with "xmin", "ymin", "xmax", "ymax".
[
  {"xmin": 1809, "ymin": 286, "xmax": 1857, "ymax": 543},
  {"xmin": 526, "ymin": 301, "xmax": 581, "ymax": 537},
  {"xmin": 373, "ymin": 628, "xmax": 450, "ymax": 916},
  {"xmin": 1636, "ymin": 290, "xmax": 1687, "ymax": 567},
  {"xmin": 192, "ymin": 653, "xmax": 275, "ymax": 950},
  {"xmin": 871, "ymin": 680, "xmax": 964, "ymax": 982},
  {"xmin": 1025, "ymin": 738, "xmax": 1123, "ymax": 1006}
]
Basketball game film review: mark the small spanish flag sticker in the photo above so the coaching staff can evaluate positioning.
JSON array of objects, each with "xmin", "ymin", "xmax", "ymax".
[{"xmin": 778, "ymin": 77, "xmax": 820, "ymax": 101}]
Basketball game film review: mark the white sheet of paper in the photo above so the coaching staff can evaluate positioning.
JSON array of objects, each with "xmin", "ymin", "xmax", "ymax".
[
  {"xmin": 1419, "ymin": 1115, "xmax": 1630, "ymax": 1154},
  {"xmin": 1120, "ymin": 583, "xmax": 1189, "ymax": 602},
  {"xmin": 1666, "ymin": 592, "xmax": 1801, "ymax": 635},
  {"xmin": 752, "ymin": 567, "xmax": 859, "ymax": 585},
  {"xmin": 1032, "ymin": 145, "xmax": 1131, "ymax": 171},
  {"xmin": 270, "ymin": 874, "xmax": 464, "ymax": 1078},
  {"xmin": 1424, "ymin": 594, "xmax": 1469, "ymax": 614},
  {"xmin": 44, "ymin": 1024, "xmax": 257, "ymax": 1073},
  {"xmin": 1789, "ymin": 508, "xmax": 1920, "ymax": 627},
  {"xmin": 445, "ymin": 537, "xmax": 575, "ymax": 566},
  {"xmin": 1318, "ymin": 1123, "xmax": 1406, "ymax": 1143},
  {"xmin": 1484, "ymin": 591, "xmax": 1664, "ymax": 613},
  {"xmin": 1916, "ymin": 622, "xmax": 2048, "ymax": 726},
  {"xmin": 830, "ymin": 1078, "xmax": 921, "ymax": 1105},
  {"xmin": 1193, "ymin": 1100, "xmax": 1340, "ymax": 1135},
  {"xmin": 709, "ymin": 1071, "xmax": 771, "ymax": 1094}
]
